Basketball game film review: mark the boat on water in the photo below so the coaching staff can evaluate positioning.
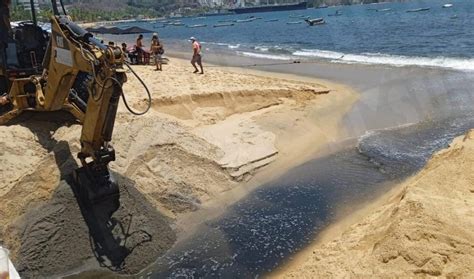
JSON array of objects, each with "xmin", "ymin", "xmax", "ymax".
[
  {"xmin": 289, "ymin": 14, "xmax": 309, "ymax": 19},
  {"xmin": 236, "ymin": 18, "xmax": 256, "ymax": 23},
  {"xmin": 170, "ymin": 21, "xmax": 185, "ymax": 26},
  {"xmin": 213, "ymin": 23, "xmax": 235, "ymax": 28},
  {"xmin": 264, "ymin": 19, "xmax": 279, "ymax": 22},
  {"xmin": 305, "ymin": 18, "xmax": 325, "ymax": 26},
  {"xmin": 201, "ymin": 11, "xmax": 234, "ymax": 17},
  {"xmin": 443, "ymin": 4, "xmax": 453, "ymax": 8},
  {"xmin": 187, "ymin": 24, "xmax": 207, "ymax": 28},
  {"xmin": 377, "ymin": 8, "xmax": 392, "ymax": 12},
  {"xmin": 406, "ymin": 8, "xmax": 430, "ymax": 13},
  {"xmin": 229, "ymin": 1, "xmax": 307, "ymax": 14},
  {"xmin": 328, "ymin": 10, "xmax": 342, "ymax": 16}
]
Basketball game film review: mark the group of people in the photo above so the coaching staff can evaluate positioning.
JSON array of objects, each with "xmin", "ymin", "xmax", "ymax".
[{"xmin": 122, "ymin": 33, "xmax": 204, "ymax": 74}]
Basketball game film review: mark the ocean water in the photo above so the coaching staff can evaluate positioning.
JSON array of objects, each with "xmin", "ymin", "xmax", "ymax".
[{"xmin": 115, "ymin": 0, "xmax": 474, "ymax": 71}]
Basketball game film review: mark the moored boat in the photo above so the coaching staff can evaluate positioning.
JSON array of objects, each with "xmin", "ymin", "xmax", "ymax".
[
  {"xmin": 187, "ymin": 24, "xmax": 207, "ymax": 28},
  {"xmin": 213, "ymin": 23, "xmax": 235, "ymax": 28},
  {"xmin": 406, "ymin": 7, "xmax": 430, "ymax": 13},
  {"xmin": 305, "ymin": 18, "xmax": 325, "ymax": 26},
  {"xmin": 328, "ymin": 10, "xmax": 342, "ymax": 16},
  {"xmin": 236, "ymin": 18, "xmax": 255, "ymax": 23}
]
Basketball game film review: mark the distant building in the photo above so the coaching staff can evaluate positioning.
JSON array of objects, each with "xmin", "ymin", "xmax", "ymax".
[
  {"xmin": 14, "ymin": 0, "xmax": 40, "ymax": 11},
  {"xmin": 199, "ymin": 0, "xmax": 224, "ymax": 7}
]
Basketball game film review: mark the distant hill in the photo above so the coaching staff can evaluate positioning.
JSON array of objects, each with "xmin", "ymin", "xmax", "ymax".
[
  {"xmin": 11, "ymin": 0, "xmax": 403, "ymax": 22},
  {"xmin": 311, "ymin": 0, "xmax": 394, "ymax": 6}
]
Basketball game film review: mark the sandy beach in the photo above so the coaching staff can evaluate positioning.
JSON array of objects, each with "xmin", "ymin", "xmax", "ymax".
[
  {"xmin": 277, "ymin": 131, "xmax": 474, "ymax": 278},
  {"xmin": 2, "ymin": 0, "xmax": 473, "ymax": 275},
  {"xmin": 0, "ymin": 57, "xmax": 357, "ymax": 277}
]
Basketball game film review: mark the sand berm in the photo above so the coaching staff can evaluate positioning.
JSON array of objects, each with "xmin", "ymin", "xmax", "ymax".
[{"xmin": 278, "ymin": 130, "xmax": 474, "ymax": 278}]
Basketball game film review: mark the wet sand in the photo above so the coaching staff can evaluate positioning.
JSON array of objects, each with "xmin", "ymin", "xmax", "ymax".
[{"xmin": 167, "ymin": 48, "xmax": 474, "ymax": 136}]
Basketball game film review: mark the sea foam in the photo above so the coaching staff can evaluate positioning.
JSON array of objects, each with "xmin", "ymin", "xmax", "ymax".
[{"xmin": 294, "ymin": 49, "xmax": 474, "ymax": 71}]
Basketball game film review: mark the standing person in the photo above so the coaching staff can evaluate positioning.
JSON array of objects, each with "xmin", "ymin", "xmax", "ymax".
[
  {"xmin": 150, "ymin": 33, "xmax": 163, "ymax": 71},
  {"xmin": 121, "ymin": 42, "xmax": 130, "ymax": 62},
  {"xmin": 0, "ymin": 0, "xmax": 11, "ymax": 50},
  {"xmin": 0, "ymin": 0, "xmax": 12, "ymax": 96},
  {"xmin": 1, "ymin": 0, "xmax": 12, "ymax": 62},
  {"xmin": 189, "ymin": 37, "xmax": 203, "ymax": 74},
  {"xmin": 136, "ymin": 34, "xmax": 144, "ymax": 64}
]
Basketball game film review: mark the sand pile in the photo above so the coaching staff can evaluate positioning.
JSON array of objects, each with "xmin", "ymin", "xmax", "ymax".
[
  {"xmin": 0, "ymin": 58, "xmax": 356, "ymax": 277},
  {"xmin": 0, "ymin": 115, "xmax": 176, "ymax": 278},
  {"xmin": 123, "ymin": 59, "xmax": 345, "ymax": 181},
  {"xmin": 282, "ymin": 130, "xmax": 474, "ymax": 278}
]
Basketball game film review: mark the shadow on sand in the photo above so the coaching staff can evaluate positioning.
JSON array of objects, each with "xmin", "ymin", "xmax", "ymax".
[{"xmin": 6, "ymin": 111, "xmax": 176, "ymax": 277}]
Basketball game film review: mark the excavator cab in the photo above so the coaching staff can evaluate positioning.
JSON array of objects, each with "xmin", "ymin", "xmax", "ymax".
[
  {"xmin": 8, "ymin": 21, "xmax": 49, "ymax": 74},
  {"xmin": 0, "ymin": 0, "xmax": 49, "ymax": 95}
]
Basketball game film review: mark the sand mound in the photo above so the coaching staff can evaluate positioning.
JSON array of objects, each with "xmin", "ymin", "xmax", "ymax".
[
  {"xmin": 0, "ymin": 116, "xmax": 176, "ymax": 278},
  {"xmin": 151, "ymin": 88, "xmax": 329, "ymax": 123},
  {"xmin": 282, "ymin": 131, "xmax": 474, "ymax": 278},
  {"xmin": 122, "ymin": 60, "xmax": 336, "ymax": 182}
]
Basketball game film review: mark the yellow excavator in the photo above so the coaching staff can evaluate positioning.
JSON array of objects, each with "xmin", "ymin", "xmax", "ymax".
[{"xmin": 0, "ymin": 0, "xmax": 151, "ymax": 213}]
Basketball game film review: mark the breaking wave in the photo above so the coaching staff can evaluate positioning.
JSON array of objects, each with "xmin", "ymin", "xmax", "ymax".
[
  {"xmin": 236, "ymin": 51, "xmax": 293, "ymax": 60},
  {"xmin": 295, "ymin": 49, "xmax": 474, "ymax": 71},
  {"xmin": 235, "ymin": 47, "xmax": 474, "ymax": 71}
]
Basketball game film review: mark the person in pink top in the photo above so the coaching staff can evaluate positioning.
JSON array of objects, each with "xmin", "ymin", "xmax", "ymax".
[{"xmin": 189, "ymin": 37, "xmax": 204, "ymax": 74}]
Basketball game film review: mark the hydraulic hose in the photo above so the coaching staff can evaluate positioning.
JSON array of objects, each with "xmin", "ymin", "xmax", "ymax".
[{"xmin": 121, "ymin": 62, "xmax": 152, "ymax": 116}]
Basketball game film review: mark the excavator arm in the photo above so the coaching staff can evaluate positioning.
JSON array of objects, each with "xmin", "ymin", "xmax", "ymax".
[
  {"xmin": 0, "ymin": 1, "xmax": 150, "ymax": 211},
  {"xmin": 45, "ymin": 15, "xmax": 126, "ymax": 206}
]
